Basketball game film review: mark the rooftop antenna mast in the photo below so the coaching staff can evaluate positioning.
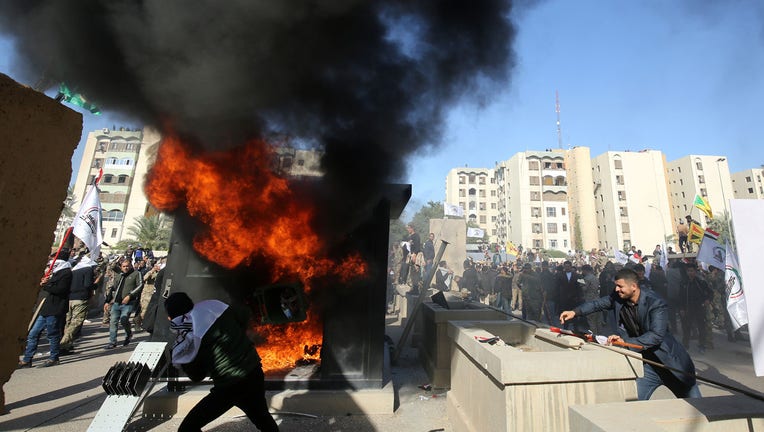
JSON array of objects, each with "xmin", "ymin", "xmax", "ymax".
[{"xmin": 555, "ymin": 90, "xmax": 563, "ymax": 149}]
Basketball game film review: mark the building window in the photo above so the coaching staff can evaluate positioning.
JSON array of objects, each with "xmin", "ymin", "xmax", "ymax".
[
  {"xmin": 106, "ymin": 157, "xmax": 118, "ymax": 165},
  {"xmin": 546, "ymin": 207, "xmax": 556, "ymax": 217},
  {"xmin": 491, "ymin": 203, "xmax": 497, "ymax": 209},
  {"xmin": 561, "ymin": 207, "xmax": 566, "ymax": 216},
  {"xmin": 696, "ymin": 161, "xmax": 703, "ymax": 170},
  {"xmin": 614, "ymin": 159, "xmax": 623, "ymax": 169},
  {"xmin": 529, "ymin": 161, "xmax": 539, "ymax": 170},
  {"xmin": 701, "ymin": 188, "xmax": 707, "ymax": 197},
  {"xmin": 680, "ymin": 179, "xmax": 683, "ymax": 186},
  {"xmin": 543, "ymin": 176, "xmax": 554, "ymax": 186},
  {"xmin": 746, "ymin": 176, "xmax": 752, "ymax": 182},
  {"xmin": 459, "ymin": 176, "xmax": 466, "ymax": 184},
  {"xmin": 678, "ymin": 167, "xmax": 682, "ymax": 173},
  {"xmin": 531, "ymin": 207, "xmax": 541, "ymax": 217},
  {"xmin": 103, "ymin": 210, "xmax": 124, "ymax": 222},
  {"xmin": 530, "ymin": 191, "xmax": 541, "ymax": 201},
  {"xmin": 109, "ymin": 142, "xmax": 119, "ymax": 150},
  {"xmin": 98, "ymin": 142, "xmax": 107, "ymax": 152},
  {"xmin": 459, "ymin": 189, "xmax": 466, "ymax": 197},
  {"xmin": 562, "ymin": 223, "xmax": 567, "ymax": 232},
  {"xmin": 459, "ymin": 202, "xmax": 465, "ymax": 209},
  {"xmin": 117, "ymin": 175, "xmax": 128, "ymax": 184},
  {"xmin": 698, "ymin": 175, "xmax": 705, "ymax": 184},
  {"xmin": 620, "ymin": 207, "xmax": 628, "ymax": 217},
  {"xmin": 491, "ymin": 216, "xmax": 497, "ymax": 222},
  {"xmin": 479, "ymin": 203, "xmax": 486, "ymax": 211},
  {"xmin": 492, "ymin": 229, "xmax": 497, "ymax": 235},
  {"xmin": 479, "ymin": 215, "xmax": 486, "ymax": 224},
  {"xmin": 111, "ymin": 228, "xmax": 118, "ymax": 238},
  {"xmin": 479, "ymin": 177, "xmax": 486, "ymax": 185},
  {"xmin": 469, "ymin": 202, "xmax": 476, "ymax": 210},
  {"xmin": 549, "ymin": 239, "xmax": 558, "ymax": 248},
  {"xmin": 92, "ymin": 159, "xmax": 103, "ymax": 168},
  {"xmin": 617, "ymin": 191, "xmax": 626, "ymax": 201},
  {"xmin": 547, "ymin": 223, "xmax": 558, "ymax": 233},
  {"xmin": 530, "ymin": 176, "xmax": 540, "ymax": 185},
  {"xmin": 564, "ymin": 239, "xmax": 568, "ymax": 248},
  {"xmin": 622, "ymin": 223, "xmax": 630, "ymax": 233},
  {"xmin": 479, "ymin": 190, "xmax": 486, "ymax": 198},
  {"xmin": 681, "ymin": 192, "xmax": 685, "ymax": 198},
  {"xmin": 103, "ymin": 174, "xmax": 114, "ymax": 184},
  {"xmin": 491, "ymin": 190, "xmax": 496, "ymax": 197},
  {"xmin": 532, "ymin": 223, "xmax": 542, "ymax": 233},
  {"xmin": 749, "ymin": 188, "xmax": 754, "ymax": 194},
  {"xmin": 616, "ymin": 175, "xmax": 624, "ymax": 185},
  {"xmin": 297, "ymin": 159, "xmax": 305, "ymax": 166},
  {"xmin": 469, "ymin": 174, "xmax": 476, "ymax": 183},
  {"xmin": 125, "ymin": 143, "xmax": 136, "ymax": 151}
]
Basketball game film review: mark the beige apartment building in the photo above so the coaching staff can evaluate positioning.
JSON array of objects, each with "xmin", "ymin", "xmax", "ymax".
[
  {"xmin": 444, "ymin": 167, "xmax": 498, "ymax": 241},
  {"xmin": 591, "ymin": 150, "xmax": 672, "ymax": 252},
  {"xmin": 71, "ymin": 127, "xmax": 162, "ymax": 247},
  {"xmin": 494, "ymin": 150, "xmax": 572, "ymax": 253},
  {"xmin": 731, "ymin": 168, "xmax": 764, "ymax": 200},
  {"xmin": 666, "ymin": 155, "xmax": 734, "ymax": 224}
]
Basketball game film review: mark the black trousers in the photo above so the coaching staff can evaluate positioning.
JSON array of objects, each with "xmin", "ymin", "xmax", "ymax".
[{"xmin": 179, "ymin": 367, "xmax": 279, "ymax": 432}]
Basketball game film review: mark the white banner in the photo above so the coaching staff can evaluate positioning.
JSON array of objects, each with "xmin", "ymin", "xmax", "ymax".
[
  {"xmin": 443, "ymin": 202, "xmax": 464, "ymax": 217},
  {"xmin": 466, "ymin": 227, "xmax": 485, "ymax": 238},
  {"xmin": 697, "ymin": 229, "xmax": 725, "ymax": 270},
  {"xmin": 725, "ymin": 241, "xmax": 748, "ymax": 331},
  {"xmin": 730, "ymin": 199, "xmax": 760, "ymax": 375},
  {"xmin": 71, "ymin": 185, "xmax": 103, "ymax": 260},
  {"xmin": 613, "ymin": 248, "xmax": 629, "ymax": 265}
]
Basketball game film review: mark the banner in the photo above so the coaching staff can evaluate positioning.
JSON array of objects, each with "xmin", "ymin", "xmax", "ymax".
[
  {"xmin": 660, "ymin": 241, "xmax": 668, "ymax": 269},
  {"xmin": 71, "ymin": 184, "xmax": 103, "ymax": 260},
  {"xmin": 725, "ymin": 241, "xmax": 747, "ymax": 331},
  {"xmin": 697, "ymin": 228, "xmax": 725, "ymax": 270},
  {"xmin": 506, "ymin": 241, "xmax": 519, "ymax": 256},
  {"xmin": 730, "ymin": 199, "xmax": 760, "ymax": 374},
  {"xmin": 466, "ymin": 227, "xmax": 485, "ymax": 238},
  {"xmin": 57, "ymin": 83, "xmax": 101, "ymax": 115},
  {"xmin": 688, "ymin": 222, "xmax": 704, "ymax": 244},
  {"xmin": 443, "ymin": 202, "xmax": 464, "ymax": 217},
  {"xmin": 694, "ymin": 194, "xmax": 713, "ymax": 220},
  {"xmin": 613, "ymin": 248, "xmax": 629, "ymax": 265}
]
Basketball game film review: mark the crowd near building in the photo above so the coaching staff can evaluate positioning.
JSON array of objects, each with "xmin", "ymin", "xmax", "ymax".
[{"xmin": 445, "ymin": 147, "xmax": 761, "ymax": 253}]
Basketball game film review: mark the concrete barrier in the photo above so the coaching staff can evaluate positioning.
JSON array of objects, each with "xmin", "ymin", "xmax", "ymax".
[{"xmin": 447, "ymin": 322, "xmax": 642, "ymax": 432}]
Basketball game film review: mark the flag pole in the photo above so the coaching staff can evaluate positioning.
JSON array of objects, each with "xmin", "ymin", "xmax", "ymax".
[{"xmin": 44, "ymin": 227, "xmax": 73, "ymax": 278}]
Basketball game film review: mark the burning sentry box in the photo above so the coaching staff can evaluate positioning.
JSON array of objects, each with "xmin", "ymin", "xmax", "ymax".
[{"xmin": 249, "ymin": 281, "xmax": 308, "ymax": 325}]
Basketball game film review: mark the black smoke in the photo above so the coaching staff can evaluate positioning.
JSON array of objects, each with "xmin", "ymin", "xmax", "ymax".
[{"xmin": 1, "ymin": 0, "xmax": 517, "ymax": 233}]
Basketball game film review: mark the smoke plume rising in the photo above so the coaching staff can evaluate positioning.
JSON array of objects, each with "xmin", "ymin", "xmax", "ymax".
[{"xmin": 1, "ymin": 0, "xmax": 517, "ymax": 232}]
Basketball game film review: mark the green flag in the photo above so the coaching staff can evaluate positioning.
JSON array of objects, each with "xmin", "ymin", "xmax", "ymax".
[{"xmin": 57, "ymin": 83, "xmax": 101, "ymax": 115}]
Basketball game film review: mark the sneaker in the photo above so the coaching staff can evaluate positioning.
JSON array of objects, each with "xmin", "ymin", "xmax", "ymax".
[
  {"xmin": 17, "ymin": 360, "xmax": 32, "ymax": 369},
  {"xmin": 123, "ymin": 335, "xmax": 132, "ymax": 347},
  {"xmin": 104, "ymin": 343, "xmax": 117, "ymax": 350},
  {"xmin": 40, "ymin": 359, "xmax": 59, "ymax": 367}
]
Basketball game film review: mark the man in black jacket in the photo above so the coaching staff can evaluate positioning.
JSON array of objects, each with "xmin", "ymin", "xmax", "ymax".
[
  {"xmin": 103, "ymin": 258, "xmax": 143, "ymax": 349},
  {"xmin": 19, "ymin": 249, "xmax": 73, "ymax": 368}
]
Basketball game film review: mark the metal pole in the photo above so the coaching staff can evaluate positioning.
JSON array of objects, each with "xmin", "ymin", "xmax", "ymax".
[{"xmin": 392, "ymin": 240, "xmax": 449, "ymax": 363}]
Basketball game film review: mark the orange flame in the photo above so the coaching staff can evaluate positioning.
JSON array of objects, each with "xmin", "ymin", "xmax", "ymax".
[{"xmin": 146, "ymin": 134, "xmax": 367, "ymax": 371}]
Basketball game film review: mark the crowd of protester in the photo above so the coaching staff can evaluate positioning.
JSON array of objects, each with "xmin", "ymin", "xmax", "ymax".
[
  {"xmin": 18, "ymin": 243, "xmax": 167, "ymax": 368},
  {"xmin": 389, "ymin": 233, "xmax": 743, "ymax": 356}
]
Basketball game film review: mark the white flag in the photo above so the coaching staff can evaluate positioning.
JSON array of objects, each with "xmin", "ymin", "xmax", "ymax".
[
  {"xmin": 725, "ymin": 241, "xmax": 748, "ymax": 331},
  {"xmin": 660, "ymin": 242, "xmax": 668, "ymax": 270},
  {"xmin": 466, "ymin": 227, "xmax": 485, "ymax": 238},
  {"xmin": 613, "ymin": 248, "xmax": 629, "ymax": 265},
  {"xmin": 443, "ymin": 202, "xmax": 464, "ymax": 217},
  {"xmin": 71, "ymin": 184, "xmax": 103, "ymax": 260},
  {"xmin": 697, "ymin": 228, "xmax": 725, "ymax": 271}
]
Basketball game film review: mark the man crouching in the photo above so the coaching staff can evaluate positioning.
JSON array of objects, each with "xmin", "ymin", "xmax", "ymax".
[{"xmin": 165, "ymin": 292, "xmax": 279, "ymax": 431}]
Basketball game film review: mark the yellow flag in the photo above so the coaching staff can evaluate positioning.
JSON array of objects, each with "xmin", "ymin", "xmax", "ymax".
[
  {"xmin": 688, "ymin": 222, "xmax": 704, "ymax": 244},
  {"xmin": 506, "ymin": 241, "xmax": 519, "ymax": 256},
  {"xmin": 693, "ymin": 195, "xmax": 713, "ymax": 220}
]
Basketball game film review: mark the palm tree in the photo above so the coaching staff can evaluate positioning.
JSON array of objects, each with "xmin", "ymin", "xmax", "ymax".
[{"xmin": 125, "ymin": 214, "xmax": 172, "ymax": 250}]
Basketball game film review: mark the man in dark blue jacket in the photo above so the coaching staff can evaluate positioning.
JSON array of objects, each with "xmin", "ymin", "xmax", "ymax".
[{"xmin": 559, "ymin": 268, "xmax": 700, "ymax": 400}]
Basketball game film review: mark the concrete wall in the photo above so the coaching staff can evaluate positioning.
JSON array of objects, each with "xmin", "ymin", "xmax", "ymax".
[
  {"xmin": 429, "ymin": 218, "xmax": 466, "ymax": 275},
  {"xmin": 447, "ymin": 323, "xmax": 640, "ymax": 432},
  {"xmin": 0, "ymin": 74, "xmax": 82, "ymax": 413}
]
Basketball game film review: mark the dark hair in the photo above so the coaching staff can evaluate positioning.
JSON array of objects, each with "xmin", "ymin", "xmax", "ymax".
[
  {"xmin": 582, "ymin": 264, "xmax": 593, "ymax": 273},
  {"xmin": 614, "ymin": 268, "xmax": 639, "ymax": 285},
  {"xmin": 633, "ymin": 264, "xmax": 645, "ymax": 272},
  {"xmin": 165, "ymin": 292, "xmax": 194, "ymax": 319}
]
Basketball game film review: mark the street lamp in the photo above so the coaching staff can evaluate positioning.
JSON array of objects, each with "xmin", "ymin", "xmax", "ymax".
[
  {"xmin": 648, "ymin": 204, "xmax": 667, "ymax": 245},
  {"xmin": 715, "ymin": 157, "xmax": 735, "ymax": 249}
]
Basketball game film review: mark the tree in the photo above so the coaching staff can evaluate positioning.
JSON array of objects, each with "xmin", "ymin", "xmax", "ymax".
[
  {"xmin": 707, "ymin": 211, "xmax": 734, "ymax": 246},
  {"xmin": 389, "ymin": 218, "xmax": 408, "ymax": 245},
  {"xmin": 409, "ymin": 201, "xmax": 444, "ymax": 239},
  {"xmin": 124, "ymin": 214, "xmax": 172, "ymax": 250}
]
